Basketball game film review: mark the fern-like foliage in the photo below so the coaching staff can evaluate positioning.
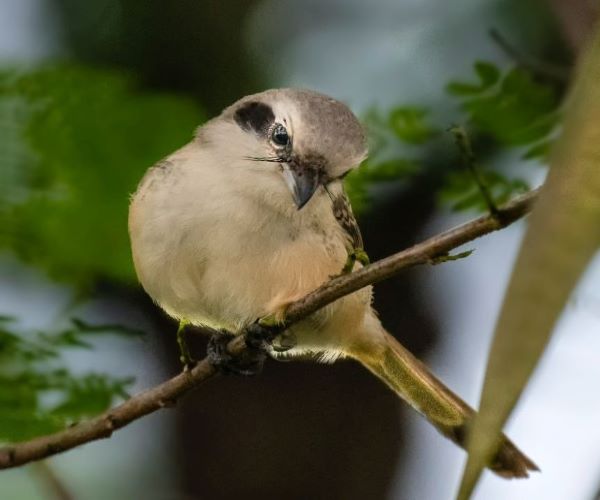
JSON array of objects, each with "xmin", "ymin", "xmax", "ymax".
[
  {"xmin": 346, "ymin": 61, "xmax": 562, "ymax": 213},
  {"xmin": 0, "ymin": 316, "xmax": 141, "ymax": 442}
]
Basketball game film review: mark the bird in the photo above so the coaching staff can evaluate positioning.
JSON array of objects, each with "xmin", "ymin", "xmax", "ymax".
[{"xmin": 128, "ymin": 88, "xmax": 538, "ymax": 478}]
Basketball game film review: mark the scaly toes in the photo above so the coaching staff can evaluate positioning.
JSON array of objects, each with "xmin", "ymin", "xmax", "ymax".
[
  {"xmin": 207, "ymin": 332, "xmax": 266, "ymax": 376},
  {"xmin": 244, "ymin": 321, "xmax": 278, "ymax": 350}
]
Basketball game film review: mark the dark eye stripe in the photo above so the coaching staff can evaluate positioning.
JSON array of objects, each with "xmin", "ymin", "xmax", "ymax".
[{"xmin": 234, "ymin": 101, "xmax": 275, "ymax": 136}]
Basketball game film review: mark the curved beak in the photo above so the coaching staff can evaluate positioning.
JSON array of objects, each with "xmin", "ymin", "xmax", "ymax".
[{"xmin": 281, "ymin": 164, "xmax": 321, "ymax": 210}]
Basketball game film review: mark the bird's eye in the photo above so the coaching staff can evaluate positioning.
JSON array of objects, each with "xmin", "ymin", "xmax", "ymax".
[{"xmin": 271, "ymin": 124, "xmax": 290, "ymax": 146}]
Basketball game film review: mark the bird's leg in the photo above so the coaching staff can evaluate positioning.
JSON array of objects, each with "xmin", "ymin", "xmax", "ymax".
[
  {"xmin": 340, "ymin": 248, "xmax": 370, "ymax": 274},
  {"xmin": 207, "ymin": 328, "xmax": 268, "ymax": 376},
  {"xmin": 354, "ymin": 248, "xmax": 370, "ymax": 267},
  {"xmin": 176, "ymin": 320, "xmax": 196, "ymax": 370}
]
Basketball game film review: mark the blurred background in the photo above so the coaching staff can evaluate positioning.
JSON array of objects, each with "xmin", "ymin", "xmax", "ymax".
[{"xmin": 0, "ymin": 0, "xmax": 599, "ymax": 499}]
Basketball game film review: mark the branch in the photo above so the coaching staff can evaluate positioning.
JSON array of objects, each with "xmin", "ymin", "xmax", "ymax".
[
  {"xmin": 0, "ymin": 188, "xmax": 539, "ymax": 470},
  {"xmin": 489, "ymin": 28, "xmax": 571, "ymax": 83},
  {"xmin": 448, "ymin": 125, "xmax": 500, "ymax": 217},
  {"xmin": 284, "ymin": 188, "xmax": 538, "ymax": 324}
]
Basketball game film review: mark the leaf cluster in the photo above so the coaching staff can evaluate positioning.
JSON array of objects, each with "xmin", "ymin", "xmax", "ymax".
[
  {"xmin": 347, "ymin": 61, "xmax": 562, "ymax": 213},
  {"xmin": 447, "ymin": 61, "xmax": 559, "ymax": 156},
  {"xmin": 345, "ymin": 106, "xmax": 437, "ymax": 212},
  {"xmin": 0, "ymin": 65, "xmax": 205, "ymax": 287},
  {"xmin": 0, "ymin": 316, "xmax": 140, "ymax": 441}
]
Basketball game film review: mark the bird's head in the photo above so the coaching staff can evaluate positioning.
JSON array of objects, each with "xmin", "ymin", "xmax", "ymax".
[{"xmin": 199, "ymin": 89, "xmax": 367, "ymax": 210}]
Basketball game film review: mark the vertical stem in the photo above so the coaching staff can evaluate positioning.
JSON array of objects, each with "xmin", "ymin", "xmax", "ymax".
[
  {"xmin": 449, "ymin": 125, "xmax": 500, "ymax": 217},
  {"xmin": 31, "ymin": 461, "xmax": 74, "ymax": 500}
]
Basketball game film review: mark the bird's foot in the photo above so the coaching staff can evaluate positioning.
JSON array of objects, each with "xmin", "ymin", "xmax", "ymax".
[
  {"xmin": 207, "ymin": 331, "xmax": 266, "ymax": 376},
  {"xmin": 245, "ymin": 319, "xmax": 295, "ymax": 353},
  {"xmin": 245, "ymin": 318, "xmax": 278, "ymax": 349},
  {"xmin": 339, "ymin": 248, "xmax": 370, "ymax": 275},
  {"xmin": 354, "ymin": 248, "xmax": 370, "ymax": 267}
]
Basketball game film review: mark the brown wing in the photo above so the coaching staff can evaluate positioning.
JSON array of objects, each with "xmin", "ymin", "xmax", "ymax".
[{"xmin": 331, "ymin": 190, "xmax": 364, "ymax": 250}]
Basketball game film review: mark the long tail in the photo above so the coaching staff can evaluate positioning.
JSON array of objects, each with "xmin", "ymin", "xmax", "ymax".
[{"xmin": 346, "ymin": 318, "xmax": 539, "ymax": 478}]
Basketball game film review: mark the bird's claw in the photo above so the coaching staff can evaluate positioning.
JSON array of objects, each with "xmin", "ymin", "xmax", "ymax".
[
  {"xmin": 207, "ymin": 331, "xmax": 266, "ymax": 376},
  {"xmin": 354, "ymin": 248, "xmax": 370, "ymax": 267},
  {"xmin": 247, "ymin": 315, "xmax": 297, "ymax": 353},
  {"xmin": 244, "ymin": 321, "xmax": 278, "ymax": 350},
  {"xmin": 339, "ymin": 248, "xmax": 370, "ymax": 275}
]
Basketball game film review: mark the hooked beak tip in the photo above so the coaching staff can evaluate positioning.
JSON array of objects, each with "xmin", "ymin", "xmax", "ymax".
[
  {"xmin": 281, "ymin": 165, "xmax": 320, "ymax": 210},
  {"xmin": 294, "ymin": 194, "xmax": 312, "ymax": 210}
]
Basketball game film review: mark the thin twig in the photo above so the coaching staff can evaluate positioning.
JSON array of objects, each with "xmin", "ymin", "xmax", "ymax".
[
  {"xmin": 0, "ymin": 188, "xmax": 539, "ymax": 470},
  {"xmin": 489, "ymin": 28, "xmax": 571, "ymax": 83},
  {"xmin": 449, "ymin": 125, "xmax": 500, "ymax": 217}
]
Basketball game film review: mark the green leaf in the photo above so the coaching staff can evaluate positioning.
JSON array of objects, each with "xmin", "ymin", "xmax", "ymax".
[
  {"xmin": 522, "ymin": 140, "xmax": 554, "ymax": 160},
  {"xmin": 474, "ymin": 61, "xmax": 501, "ymax": 87},
  {"xmin": 463, "ymin": 68, "xmax": 560, "ymax": 146},
  {"xmin": 345, "ymin": 157, "xmax": 421, "ymax": 213},
  {"xmin": 458, "ymin": 28, "xmax": 600, "ymax": 499},
  {"xmin": 0, "ymin": 64, "xmax": 205, "ymax": 288},
  {"xmin": 0, "ymin": 410, "xmax": 64, "ymax": 442},
  {"xmin": 439, "ymin": 169, "xmax": 529, "ymax": 213},
  {"xmin": 70, "ymin": 318, "xmax": 145, "ymax": 337},
  {"xmin": 43, "ymin": 318, "xmax": 145, "ymax": 349},
  {"xmin": 446, "ymin": 82, "xmax": 486, "ymax": 96},
  {"xmin": 0, "ymin": 318, "xmax": 137, "ymax": 442},
  {"xmin": 446, "ymin": 61, "xmax": 501, "ymax": 96},
  {"xmin": 363, "ymin": 159, "xmax": 420, "ymax": 181},
  {"xmin": 388, "ymin": 106, "xmax": 438, "ymax": 144},
  {"xmin": 49, "ymin": 374, "xmax": 133, "ymax": 419},
  {"xmin": 448, "ymin": 62, "xmax": 561, "ymax": 151}
]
